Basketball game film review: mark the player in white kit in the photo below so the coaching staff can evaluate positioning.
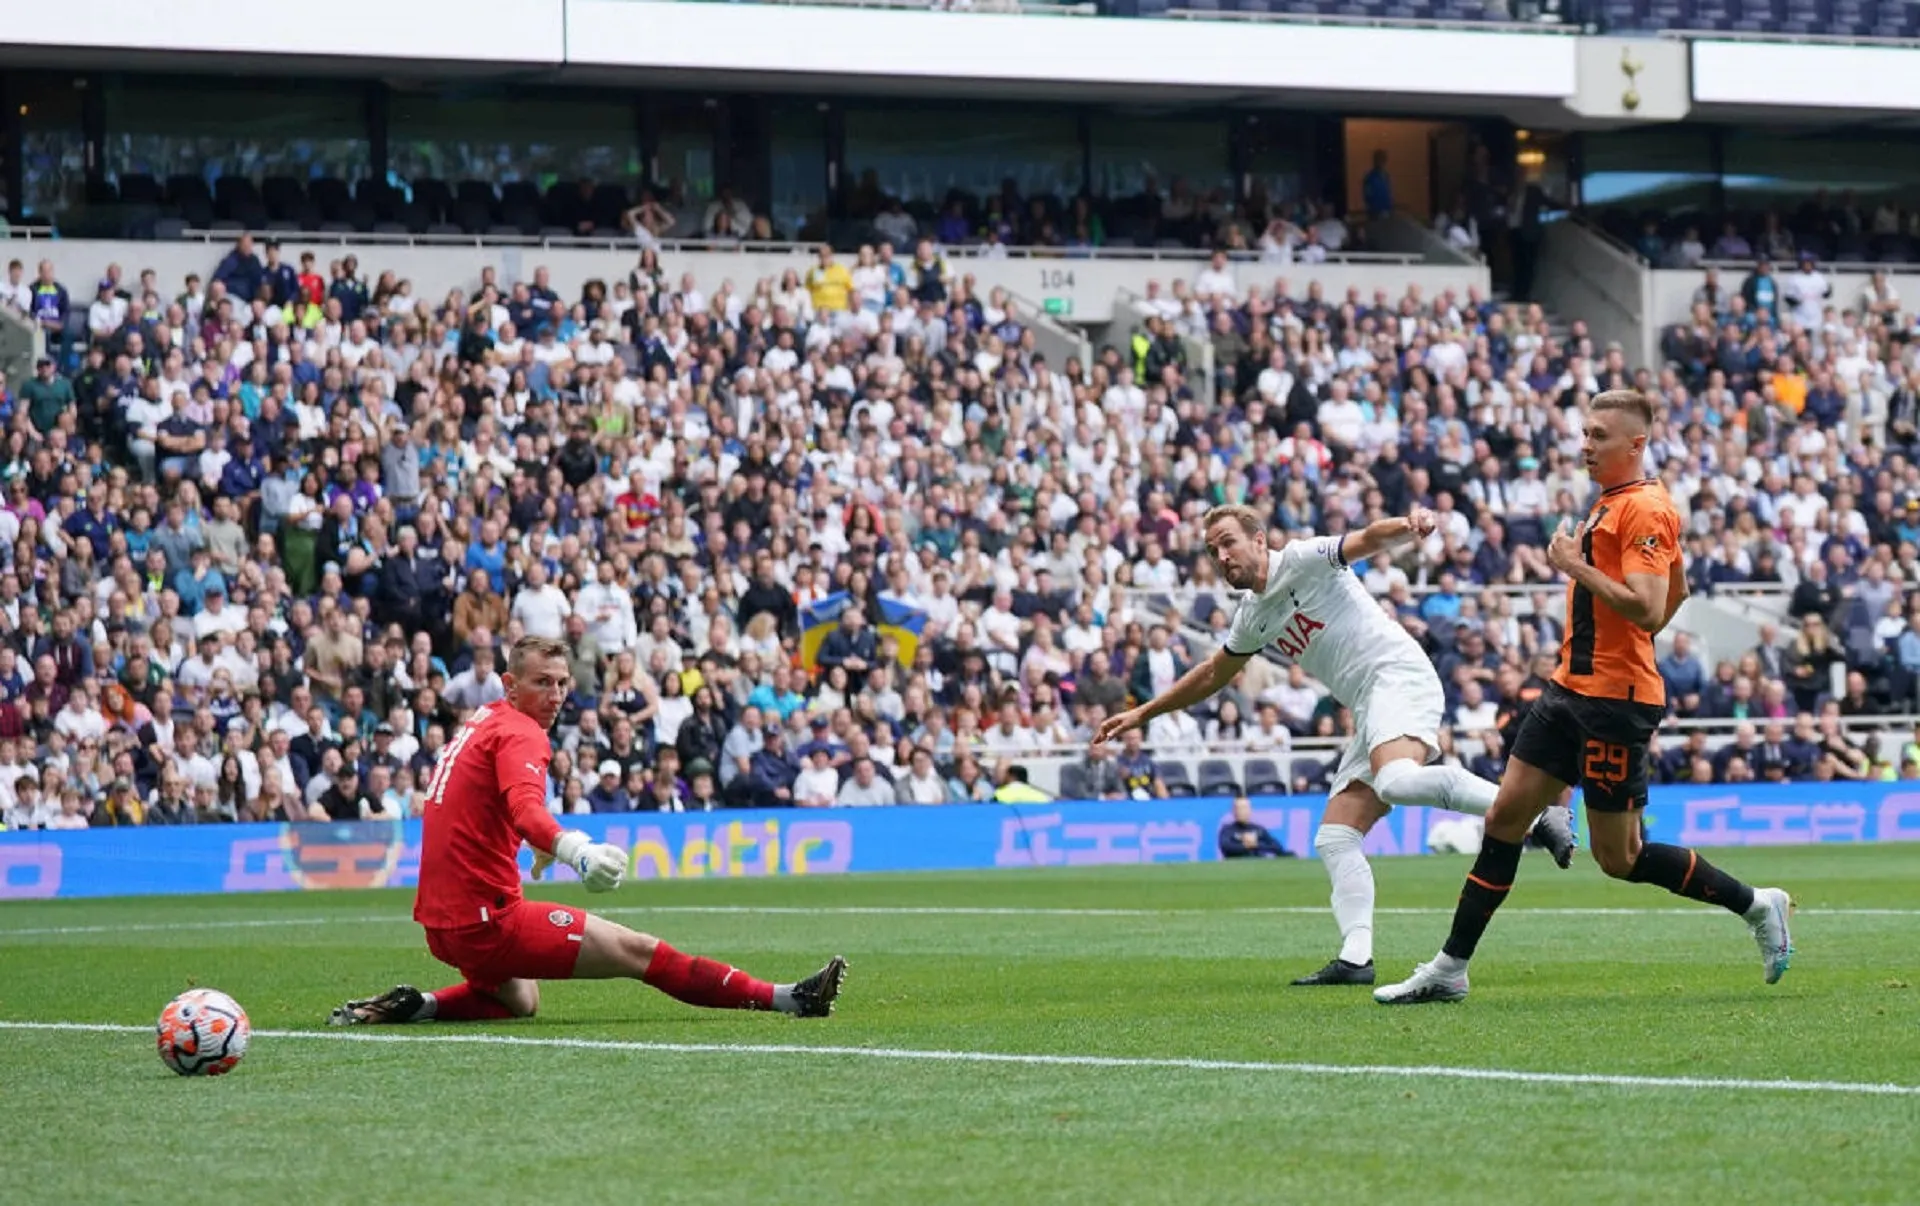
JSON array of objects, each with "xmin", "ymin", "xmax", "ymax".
[{"xmin": 1094, "ymin": 504, "xmax": 1574, "ymax": 985}]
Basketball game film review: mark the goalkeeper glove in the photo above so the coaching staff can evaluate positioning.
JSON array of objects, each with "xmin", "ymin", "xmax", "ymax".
[{"xmin": 531, "ymin": 830, "xmax": 629, "ymax": 893}]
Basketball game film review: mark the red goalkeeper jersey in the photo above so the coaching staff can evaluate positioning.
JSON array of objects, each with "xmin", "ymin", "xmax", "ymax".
[{"xmin": 414, "ymin": 701, "xmax": 564, "ymax": 930}]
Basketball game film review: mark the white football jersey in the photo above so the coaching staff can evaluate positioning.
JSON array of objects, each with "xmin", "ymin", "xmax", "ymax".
[{"xmin": 1223, "ymin": 537, "xmax": 1430, "ymax": 706}]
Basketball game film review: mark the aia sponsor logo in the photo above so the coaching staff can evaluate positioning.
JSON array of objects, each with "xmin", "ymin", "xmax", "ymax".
[{"xmin": 1271, "ymin": 612, "xmax": 1325, "ymax": 659}]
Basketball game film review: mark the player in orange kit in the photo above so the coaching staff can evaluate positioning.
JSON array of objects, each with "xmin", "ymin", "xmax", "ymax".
[
  {"xmin": 329, "ymin": 635, "xmax": 845, "ymax": 1025},
  {"xmin": 1376, "ymin": 390, "xmax": 1793, "ymax": 1004}
]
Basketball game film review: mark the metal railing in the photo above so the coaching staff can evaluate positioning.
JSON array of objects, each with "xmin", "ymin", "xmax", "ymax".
[
  {"xmin": 1654, "ymin": 25, "xmax": 1920, "ymax": 48},
  {"xmin": 999, "ymin": 712, "xmax": 1920, "ymax": 795},
  {"xmin": 1694, "ymin": 255, "xmax": 1898, "ymax": 274},
  {"xmin": 1165, "ymin": 7, "xmax": 1578, "ymax": 30},
  {"xmin": 116, "ymin": 228, "xmax": 1420, "ymax": 265},
  {"xmin": 1004, "ymin": 713, "xmax": 1920, "ymax": 762}
]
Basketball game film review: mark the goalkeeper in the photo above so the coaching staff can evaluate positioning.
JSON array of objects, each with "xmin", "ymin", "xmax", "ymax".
[{"xmin": 329, "ymin": 635, "xmax": 846, "ymax": 1026}]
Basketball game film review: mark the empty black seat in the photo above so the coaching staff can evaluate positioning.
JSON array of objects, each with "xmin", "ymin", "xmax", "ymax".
[
  {"xmin": 1198, "ymin": 759, "xmax": 1241, "ymax": 797},
  {"xmin": 118, "ymin": 173, "xmax": 163, "ymax": 206},
  {"xmin": 410, "ymin": 177, "xmax": 452, "ymax": 220},
  {"xmin": 503, "ymin": 180, "xmax": 543, "ymax": 211},
  {"xmin": 1160, "ymin": 759, "xmax": 1196, "ymax": 798},
  {"xmin": 167, "ymin": 174, "xmax": 213, "ymax": 207},
  {"xmin": 1243, "ymin": 758, "xmax": 1286, "ymax": 797},
  {"xmin": 309, "ymin": 176, "xmax": 350, "ymax": 208},
  {"xmin": 455, "ymin": 179, "xmax": 499, "ymax": 213}
]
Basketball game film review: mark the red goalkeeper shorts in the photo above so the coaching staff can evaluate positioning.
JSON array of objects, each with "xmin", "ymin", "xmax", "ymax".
[{"xmin": 424, "ymin": 900, "xmax": 589, "ymax": 990}]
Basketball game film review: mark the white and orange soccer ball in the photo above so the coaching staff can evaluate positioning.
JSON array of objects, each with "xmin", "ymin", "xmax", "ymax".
[{"xmin": 155, "ymin": 988, "xmax": 251, "ymax": 1077}]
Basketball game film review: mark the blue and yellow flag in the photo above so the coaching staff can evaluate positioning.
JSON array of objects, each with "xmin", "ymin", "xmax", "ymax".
[
  {"xmin": 876, "ymin": 594, "xmax": 929, "ymax": 667},
  {"xmin": 800, "ymin": 592, "xmax": 855, "ymax": 671}
]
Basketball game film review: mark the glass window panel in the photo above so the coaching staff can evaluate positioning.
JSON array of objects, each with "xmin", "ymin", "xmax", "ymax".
[
  {"xmin": 845, "ymin": 107, "xmax": 1081, "ymax": 205},
  {"xmin": 18, "ymin": 77, "xmax": 86, "ymax": 222},
  {"xmin": 656, "ymin": 100, "xmax": 717, "ymax": 221},
  {"xmin": 1723, "ymin": 132, "xmax": 1920, "ymax": 206},
  {"xmin": 1244, "ymin": 116, "xmax": 1309, "ymax": 209},
  {"xmin": 769, "ymin": 105, "xmax": 826, "ymax": 241},
  {"xmin": 389, "ymin": 93, "xmax": 637, "ymax": 187},
  {"xmin": 103, "ymin": 79, "xmax": 370, "ymax": 187},
  {"xmin": 1090, "ymin": 114, "xmax": 1230, "ymax": 199},
  {"xmin": 1580, "ymin": 129, "xmax": 1715, "ymax": 210}
]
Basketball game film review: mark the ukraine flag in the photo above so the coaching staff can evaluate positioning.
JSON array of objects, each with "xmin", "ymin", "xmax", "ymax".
[
  {"xmin": 876, "ymin": 594, "xmax": 929, "ymax": 667},
  {"xmin": 800, "ymin": 592, "xmax": 856, "ymax": 671}
]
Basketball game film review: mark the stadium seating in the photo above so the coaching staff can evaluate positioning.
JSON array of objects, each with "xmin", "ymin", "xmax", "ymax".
[{"xmin": 0, "ymin": 227, "xmax": 1910, "ymax": 830}]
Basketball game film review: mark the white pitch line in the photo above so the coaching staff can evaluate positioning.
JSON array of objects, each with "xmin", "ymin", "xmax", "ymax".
[
  {"xmin": 1, "ymin": 903, "xmax": 1917, "ymax": 939},
  {"xmin": 1, "ymin": 1020, "xmax": 1915, "ymax": 1099}
]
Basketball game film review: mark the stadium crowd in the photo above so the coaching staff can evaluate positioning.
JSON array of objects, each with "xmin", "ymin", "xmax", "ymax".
[{"xmin": 0, "ymin": 220, "xmax": 1914, "ymax": 829}]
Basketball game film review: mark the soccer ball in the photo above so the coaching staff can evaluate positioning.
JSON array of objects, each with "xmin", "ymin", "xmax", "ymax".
[{"xmin": 155, "ymin": 988, "xmax": 251, "ymax": 1077}]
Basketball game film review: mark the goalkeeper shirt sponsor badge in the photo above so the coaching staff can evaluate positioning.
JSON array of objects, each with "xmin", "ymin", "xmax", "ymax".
[{"xmin": 548, "ymin": 909, "xmax": 575, "ymax": 927}]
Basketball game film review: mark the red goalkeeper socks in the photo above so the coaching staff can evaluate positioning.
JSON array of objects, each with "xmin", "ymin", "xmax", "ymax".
[
  {"xmin": 642, "ymin": 942, "xmax": 776, "ymax": 1011},
  {"xmin": 428, "ymin": 982, "xmax": 517, "ymax": 1022}
]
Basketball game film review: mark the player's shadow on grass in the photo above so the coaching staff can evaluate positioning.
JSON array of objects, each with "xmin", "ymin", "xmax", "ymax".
[{"xmin": 1506, "ymin": 990, "xmax": 1800, "ymax": 1008}]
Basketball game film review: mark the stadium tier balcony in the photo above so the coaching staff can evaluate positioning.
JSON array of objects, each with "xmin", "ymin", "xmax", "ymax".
[
  {"xmin": 1594, "ymin": 204, "xmax": 1920, "ymax": 266},
  {"xmin": 1145, "ymin": 0, "xmax": 1572, "ymax": 21},
  {"xmin": 1597, "ymin": 0, "xmax": 1920, "ymax": 34},
  {"xmin": 70, "ymin": 173, "xmax": 1367, "ymax": 261}
]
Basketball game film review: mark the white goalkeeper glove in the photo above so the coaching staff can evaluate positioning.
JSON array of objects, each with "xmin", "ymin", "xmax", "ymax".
[{"xmin": 531, "ymin": 830, "xmax": 628, "ymax": 893}]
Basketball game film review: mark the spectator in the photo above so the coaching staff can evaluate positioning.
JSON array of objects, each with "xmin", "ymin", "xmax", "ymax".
[
  {"xmin": 1114, "ymin": 728, "xmax": 1165, "ymax": 799},
  {"xmin": 1219, "ymin": 796, "xmax": 1293, "ymax": 858},
  {"xmin": 587, "ymin": 761, "xmax": 631, "ymax": 813},
  {"xmin": 836, "ymin": 757, "xmax": 894, "ymax": 807},
  {"xmin": 818, "ymin": 607, "xmax": 877, "ymax": 692},
  {"xmin": 28, "ymin": 261, "xmax": 70, "ymax": 365},
  {"xmin": 741, "ymin": 727, "xmax": 800, "ymax": 808},
  {"xmin": 805, "ymin": 245, "xmax": 853, "ymax": 318},
  {"xmin": 1658, "ymin": 631, "xmax": 1708, "ymax": 715},
  {"xmin": 1362, "ymin": 150, "xmax": 1393, "ymax": 217},
  {"xmin": 895, "ymin": 747, "xmax": 949, "ymax": 805},
  {"xmin": 792, "ymin": 746, "xmax": 840, "ymax": 808},
  {"xmin": 21, "ymin": 357, "xmax": 74, "ymax": 436}
]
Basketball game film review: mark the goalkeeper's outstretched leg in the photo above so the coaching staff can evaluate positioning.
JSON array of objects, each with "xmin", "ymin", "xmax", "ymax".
[{"xmin": 328, "ymin": 910, "xmax": 847, "ymax": 1024}]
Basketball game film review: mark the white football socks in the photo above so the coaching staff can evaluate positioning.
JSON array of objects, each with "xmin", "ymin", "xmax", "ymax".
[
  {"xmin": 1314, "ymin": 823, "xmax": 1375, "ymax": 966},
  {"xmin": 1372, "ymin": 759, "xmax": 1496, "ymax": 817}
]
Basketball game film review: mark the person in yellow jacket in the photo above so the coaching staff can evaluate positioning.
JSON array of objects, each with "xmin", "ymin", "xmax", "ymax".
[
  {"xmin": 805, "ymin": 245, "xmax": 852, "ymax": 316},
  {"xmin": 993, "ymin": 765, "xmax": 1050, "ymax": 804}
]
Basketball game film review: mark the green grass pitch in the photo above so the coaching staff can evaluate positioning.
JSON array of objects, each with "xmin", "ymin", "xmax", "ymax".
[{"xmin": 2, "ymin": 844, "xmax": 1918, "ymax": 1204}]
